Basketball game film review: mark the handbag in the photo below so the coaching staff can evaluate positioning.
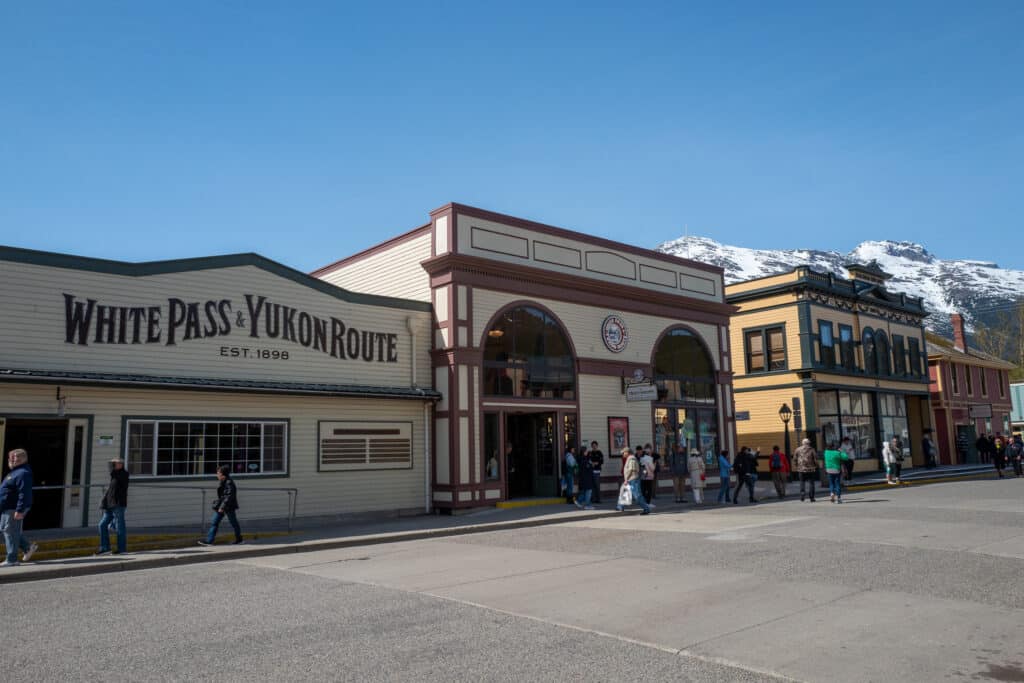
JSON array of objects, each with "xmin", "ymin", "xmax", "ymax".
[{"xmin": 617, "ymin": 482, "xmax": 633, "ymax": 506}]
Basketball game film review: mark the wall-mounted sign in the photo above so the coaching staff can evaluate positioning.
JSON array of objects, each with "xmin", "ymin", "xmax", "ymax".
[
  {"xmin": 625, "ymin": 382, "xmax": 658, "ymax": 402},
  {"xmin": 62, "ymin": 293, "xmax": 399, "ymax": 363},
  {"xmin": 968, "ymin": 404, "xmax": 993, "ymax": 419},
  {"xmin": 601, "ymin": 315, "xmax": 629, "ymax": 353},
  {"xmin": 97, "ymin": 435, "xmax": 114, "ymax": 446},
  {"xmin": 735, "ymin": 411, "xmax": 751, "ymax": 421}
]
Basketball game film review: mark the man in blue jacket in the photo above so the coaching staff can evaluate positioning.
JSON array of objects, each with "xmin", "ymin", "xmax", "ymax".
[{"xmin": 1, "ymin": 448, "xmax": 39, "ymax": 566}]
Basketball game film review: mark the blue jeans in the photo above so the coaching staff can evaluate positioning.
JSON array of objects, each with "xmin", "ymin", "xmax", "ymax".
[
  {"xmin": 576, "ymin": 489, "xmax": 592, "ymax": 506},
  {"xmin": 619, "ymin": 479, "xmax": 650, "ymax": 513},
  {"xmin": 98, "ymin": 506, "xmax": 127, "ymax": 553},
  {"xmin": 718, "ymin": 479, "xmax": 731, "ymax": 502},
  {"xmin": 1, "ymin": 510, "xmax": 32, "ymax": 564},
  {"xmin": 828, "ymin": 472, "xmax": 843, "ymax": 498},
  {"xmin": 205, "ymin": 509, "xmax": 242, "ymax": 543}
]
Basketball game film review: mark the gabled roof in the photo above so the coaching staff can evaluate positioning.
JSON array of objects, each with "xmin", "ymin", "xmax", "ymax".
[
  {"xmin": 926, "ymin": 332, "xmax": 1017, "ymax": 370},
  {"xmin": 0, "ymin": 245, "xmax": 433, "ymax": 313}
]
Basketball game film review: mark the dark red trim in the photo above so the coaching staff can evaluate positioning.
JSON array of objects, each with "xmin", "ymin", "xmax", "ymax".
[
  {"xmin": 309, "ymin": 224, "xmax": 430, "ymax": 276},
  {"xmin": 424, "ymin": 254, "xmax": 735, "ymax": 324},
  {"xmin": 431, "ymin": 203, "xmax": 725, "ymax": 276},
  {"xmin": 578, "ymin": 358, "xmax": 650, "ymax": 377}
]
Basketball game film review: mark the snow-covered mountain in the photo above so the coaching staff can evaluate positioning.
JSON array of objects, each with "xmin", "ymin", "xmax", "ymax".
[{"xmin": 657, "ymin": 237, "xmax": 1024, "ymax": 339}]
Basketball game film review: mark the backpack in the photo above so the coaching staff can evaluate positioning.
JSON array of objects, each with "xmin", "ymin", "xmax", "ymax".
[{"xmin": 770, "ymin": 452, "xmax": 781, "ymax": 469}]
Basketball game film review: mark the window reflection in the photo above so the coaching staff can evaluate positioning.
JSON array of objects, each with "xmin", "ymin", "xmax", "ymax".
[{"xmin": 483, "ymin": 306, "xmax": 575, "ymax": 399}]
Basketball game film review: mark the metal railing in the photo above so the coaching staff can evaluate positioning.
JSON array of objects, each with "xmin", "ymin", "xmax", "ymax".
[{"xmin": 30, "ymin": 483, "xmax": 299, "ymax": 532}]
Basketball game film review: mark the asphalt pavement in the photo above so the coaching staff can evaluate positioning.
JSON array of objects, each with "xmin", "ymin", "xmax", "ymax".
[{"xmin": 5, "ymin": 475, "xmax": 1024, "ymax": 682}]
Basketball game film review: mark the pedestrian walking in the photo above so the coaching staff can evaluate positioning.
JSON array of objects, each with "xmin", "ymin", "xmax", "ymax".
[
  {"xmin": 995, "ymin": 434, "xmax": 1007, "ymax": 476},
  {"xmin": 588, "ymin": 440, "xmax": 604, "ymax": 503},
  {"xmin": 732, "ymin": 447, "xmax": 757, "ymax": 504},
  {"xmin": 793, "ymin": 439, "xmax": 819, "ymax": 502},
  {"xmin": 976, "ymin": 434, "xmax": 991, "ymax": 465},
  {"xmin": 671, "ymin": 444, "xmax": 689, "ymax": 503},
  {"xmin": 839, "ymin": 436, "xmax": 856, "ymax": 483},
  {"xmin": 562, "ymin": 445, "xmax": 578, "ymax": 504},
  {"xmin": 687, "ymin": 449, "xmax": 706, "ymax": 504},
  {"xmin": 1009, "ymin": 435, "xmax": 1024, "ymax": 477},
  {"xmin": 823, "ymin": 442, "xmax": 849, "ymax": 503},
  {"xmin": 922, "ymin": 430, "xmax": 937, "ymax": 469},
  {"xmin": 717, "ymin": 449, "xmax": 733, "ymax": 503},
  {"xmin": 882, "ymin": 438, "xmax": 899, "ymax": 484},
  {"xmin": 769, "ymin": 445, "xmax": 790, "ymax": 499},
  {"xmin": 96, "ymin": 457, "xmax": 130, "ymax": 555},
  {"xmin": 199, "ymin": 465, "xmax": 243, "ymax": 546},
  {"xmin": 575, "ymin": 445, "xmax": 594, "ymax": 509},
  {"xmin": 639, "ymin": 446, "xmax": 656, "ymax": 505},
  {"xmin": 1, "ymin": 448, "xmax": 38, "ymax": 566},
  {"xmin": 616, "ymin": 447, "xmax": 651, "ymax": 514}
]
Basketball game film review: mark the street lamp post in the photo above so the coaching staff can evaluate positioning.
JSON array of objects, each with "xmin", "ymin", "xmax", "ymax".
[{"xmin": 779, "ymin": 403, "xmax": 792, "ymax": 481}]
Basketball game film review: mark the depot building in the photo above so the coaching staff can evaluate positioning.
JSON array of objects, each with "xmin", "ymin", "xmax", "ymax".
[{"xmin": 0, "ymin": 203, "xmax": 736, "ymax": 529}]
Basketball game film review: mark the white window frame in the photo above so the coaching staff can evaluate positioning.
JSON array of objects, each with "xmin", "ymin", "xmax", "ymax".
[{"xmin": 124, "ymin": 419, "xmax": 288, "ymax": 478}]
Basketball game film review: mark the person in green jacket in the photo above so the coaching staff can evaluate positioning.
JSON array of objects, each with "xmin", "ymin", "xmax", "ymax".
[{"xmin": 823, "ymin": 443, "xmax": 850, "ymax": 503}]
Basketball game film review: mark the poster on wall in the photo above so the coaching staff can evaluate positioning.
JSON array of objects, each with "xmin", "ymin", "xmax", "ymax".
[{"xmin": 607, "ymin": 417, "xmax": 629, "ymax": 455}]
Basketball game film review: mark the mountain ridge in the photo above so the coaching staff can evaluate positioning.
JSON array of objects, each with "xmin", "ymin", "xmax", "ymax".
[{"xmin": 657, "ymin": 236, "xmax": 1024, "ymax": 340}]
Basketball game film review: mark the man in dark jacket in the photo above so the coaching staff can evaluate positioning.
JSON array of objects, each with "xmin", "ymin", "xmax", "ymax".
[
  {"xmin": 96, "ymin": 457, "xmax": 130, "ymax": 555},
  {"xmin": 732, "ymin": 447, "xmax": 757, "ymax": 504},
  {"xmin": 1, "ymin": 448, "xmax": 38, "ymax": 566},
  {"xmin": 589, "ymin": 441, "xmax": 604, "ymax": 503},
  {"xmin": 199, "ymin": 465, "xmax": 242, "ymax": 546}
]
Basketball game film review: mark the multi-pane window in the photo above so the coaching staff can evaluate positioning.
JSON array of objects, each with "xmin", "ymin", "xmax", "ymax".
[
  {"xmin": 744, "ymin": 326, "xmax": 785, "ymax": 373},
  {"xmin": 839, "ymin": 325, "xmax": 856, "ymax": 371},
  {"xmin": 874, "ymin": 331, "xmax": 892, "ymax": 376},
  {"xmin": 908, "ymin": 338, "xmax": 922, "ymax": 377},
  {"xmin": 126, "ymin": 420, "xmax": 287, "ymax": 477},
  {"xmin": 862, "ymin": 329, "xmax": 876, "ymax": 375},
  {"xmin": 818, "ymin": 321, "xmax": 835, "ymax": 368},
  {"xmin": 980, "ymin": 367, "xmax": 988, "ymax": 396},
  {"xmin": 950, "ymin": 363, "xmax": 960, "ymax": 394},
  {"xmin": 892, "ymin": 335, "xmax": 906, "ymax": 376},
  {"xmin": 965, "ymin": 365, "xmax": 974, "ymax": 395},
  {"xmin": 483, "ymin": 306, "xmax": 575, "ymax": 399}
]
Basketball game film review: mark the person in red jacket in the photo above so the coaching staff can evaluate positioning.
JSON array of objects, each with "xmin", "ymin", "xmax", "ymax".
[{"xmin": 769, "ymin": 445, "xmax": 790, "ymax": 499}]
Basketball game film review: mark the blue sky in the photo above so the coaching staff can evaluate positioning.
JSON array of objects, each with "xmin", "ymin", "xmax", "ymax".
[{"xmin": 2, "ymin": 1, "xmax": 1021, "ymax": 272}]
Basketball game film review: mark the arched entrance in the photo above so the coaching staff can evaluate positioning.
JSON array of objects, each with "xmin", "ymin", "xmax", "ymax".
[
  {"xmin": 651, "ymin": 327, "xmax": 719, "ymax": 468},
  {"xmin": 480, "ymin": 305, "xmax": 577, "ymax": 499}
]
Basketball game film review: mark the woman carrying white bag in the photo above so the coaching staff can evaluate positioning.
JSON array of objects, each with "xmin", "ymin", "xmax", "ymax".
[{"xmin": 616, "ymin": 447, "xmax": 651, "ymax": 514}]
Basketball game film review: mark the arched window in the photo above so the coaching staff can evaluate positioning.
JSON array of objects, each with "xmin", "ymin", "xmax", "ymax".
[
  {"xmin": 874, "ymin": 330, "xmax": 891, "ymax": 376},
  {"xmin": 653, "ymin": 328, "xmax": 715, "ymax": 404},
  {"xmin": 483, "ymin": 306, "xmax": 575, "ymax": 399},
  {"xmin": 862, "ymin": 328, "xmax": 876, "ymax": 375}
]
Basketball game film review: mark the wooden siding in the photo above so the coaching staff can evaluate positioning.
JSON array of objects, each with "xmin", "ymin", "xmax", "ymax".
[
  {"xmin": 457, "ymin": 214, "xmax": 724, "ymax": 304},
  {"xmin": 0, "ymin": 383, "xmax": 429, "ymax": 528},
  {"xmin": 729, "ymin": 305, "xmax": 802, "ymax": 374},
  {"xmin": 472, "ymin": 288, "xmax": 721, "ymax": 369},
  {"xmin": 315, "ymin": 232, "xmax": 432, "ymax": 302},
  {"xmin": 1, "ymin": 261, "xmax": 433, "ymax": 389}
]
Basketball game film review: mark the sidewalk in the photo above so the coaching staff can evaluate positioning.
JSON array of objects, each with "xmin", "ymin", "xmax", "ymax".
[{"xmin": 0, "ymin": 464, "xmax": 1004, "ymax": 584}]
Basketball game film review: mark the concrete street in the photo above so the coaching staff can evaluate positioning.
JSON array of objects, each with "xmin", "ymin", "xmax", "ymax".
[{"xmin": 7, "ymin": 477, "xmax": 1024, "ymax": 682}]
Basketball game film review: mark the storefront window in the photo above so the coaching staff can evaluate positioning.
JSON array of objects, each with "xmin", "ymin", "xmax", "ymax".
[
  {"xmin": 816, "ymin": 390, "xmax": 876, "ymax": 460},
  {"xmin": 654, "ymin": 328, "xmax": 716, "ymax": 403},
  {"xmin": 878, "ymin": 393, "xmax": 908, "ymax": 453},
  {"xmin": 483, "ymin": 306, "xmax": 575, "ymax": 399}
]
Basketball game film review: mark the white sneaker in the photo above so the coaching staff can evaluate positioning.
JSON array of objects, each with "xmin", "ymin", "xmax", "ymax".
[
  {"xmin": 0, "ymin": 560, "xmax": 19, "ymax": 567},
  {"xmin": 648, "ymin": 503, "xmax": 656, "ymax": 509},
  {"xmin": 22, "ymin": 543, "xmax": 38, "ymax": 562}
]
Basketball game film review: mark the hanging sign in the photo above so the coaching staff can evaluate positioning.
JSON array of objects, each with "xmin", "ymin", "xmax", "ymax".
[{"xmin": 625, "ymin": 381, "xmax": 657, "ymax": 401}]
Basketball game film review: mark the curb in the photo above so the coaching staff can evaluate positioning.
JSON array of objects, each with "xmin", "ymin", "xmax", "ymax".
[
  {"xmin": 844, "ymin": 472, "xmax": 997, "ymax": 493},
  {"xmin": 0, "ymin": 508, "xmax": 630, "ymax": 585}
]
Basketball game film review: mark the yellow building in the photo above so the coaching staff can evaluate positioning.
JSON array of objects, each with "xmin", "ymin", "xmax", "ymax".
[{"xmin": 725, "ymin": 262, "xmax": 931, "ymax": 472}]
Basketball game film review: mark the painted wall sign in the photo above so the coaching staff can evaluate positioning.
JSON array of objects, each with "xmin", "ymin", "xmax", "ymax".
[
  {"xmin": 735, "ymin": 411, "xmax": 751, "ymax": 421},
  {"xmin": 62, "ymin": 293, "xmax": 399, "ymax": 363},
  {"xmin": 601, "ymin": 315, "xmax": 629, "ymax": 353},
  {"xmin": 968, "ymin": 404, "xmax": 993, "ymax": 419}
]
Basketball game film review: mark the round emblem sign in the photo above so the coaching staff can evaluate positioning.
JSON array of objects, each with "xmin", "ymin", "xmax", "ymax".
[{"xmin": 601, "ymin": 315, "xmax": 629, "ymax": 353}]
